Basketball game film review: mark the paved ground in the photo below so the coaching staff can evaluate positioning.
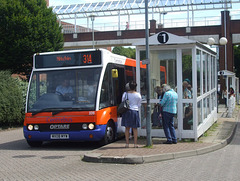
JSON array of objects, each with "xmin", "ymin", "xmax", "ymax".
[
  {"xmin": 0, "ymin": 105, "xmax": 239, "ymax": 180},
  {"xmin": 83, "ymin": 105, "xmax": 239, "ymax": 164}
]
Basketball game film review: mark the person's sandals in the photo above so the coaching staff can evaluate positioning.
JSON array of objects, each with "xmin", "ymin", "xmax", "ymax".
[
  {"xmin": 134, "ymin": 145, "xmax": 138, "ymax": 148},
  {"xmin": 125, "ymin": 144, "xmax": 129, "ymax": 148}
]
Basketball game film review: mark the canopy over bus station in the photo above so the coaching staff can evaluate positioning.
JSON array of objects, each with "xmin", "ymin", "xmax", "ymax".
[{"xmin": 133, "ymin": 31, "xmax": 231, "ymax": 141}]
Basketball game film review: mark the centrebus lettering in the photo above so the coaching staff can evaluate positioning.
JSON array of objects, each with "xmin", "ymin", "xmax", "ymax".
[{"xmin": 46, "ymin": 117, "xmax": 73, "ymax": 123}]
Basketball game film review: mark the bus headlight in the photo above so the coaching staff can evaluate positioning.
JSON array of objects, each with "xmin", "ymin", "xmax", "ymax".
[
  {"xmin": 82, "ymin": 124, "xmax": 88, "ymax": 130},
  {"xmin": 28, "ymin": 125, "xmax": 33, "ymax": 131},
  {"xmin": 88, "ymin": 123, "xmax": 94, "ymax": 130},
  {"xmin": 34, "ymin": 125, "xmax": 39, "ymax": 131}
]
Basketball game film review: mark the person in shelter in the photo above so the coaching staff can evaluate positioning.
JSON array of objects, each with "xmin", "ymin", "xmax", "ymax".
[{"xmin": 159, "ymin": 84, "xmax": 178, "ymax": 144}]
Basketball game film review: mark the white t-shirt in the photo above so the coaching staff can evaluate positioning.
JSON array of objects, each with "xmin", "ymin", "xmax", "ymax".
[{"xmin": 122, "ymin": 92, "xmax": 142, "ymax": 111}]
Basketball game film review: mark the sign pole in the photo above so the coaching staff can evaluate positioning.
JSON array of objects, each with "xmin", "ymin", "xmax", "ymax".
[{"xmin": 145, "ymin": 0, "xmax": 152, "ymax": 146}]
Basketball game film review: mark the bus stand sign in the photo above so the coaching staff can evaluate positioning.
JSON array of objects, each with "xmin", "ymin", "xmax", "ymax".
[{"xmin": 142, "ymin": 59, "xmax": 150, "ymax": 65}]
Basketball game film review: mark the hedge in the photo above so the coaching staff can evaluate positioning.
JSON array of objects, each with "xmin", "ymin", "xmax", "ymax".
[{"xmin": 0, "ymin": 71, "xmax": 28, "ymax": 127}]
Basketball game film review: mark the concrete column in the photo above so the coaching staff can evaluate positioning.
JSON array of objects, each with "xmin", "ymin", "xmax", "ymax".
[{"xmin": 219, "ymin": 10, "xmax": 233, "ymax": 72}]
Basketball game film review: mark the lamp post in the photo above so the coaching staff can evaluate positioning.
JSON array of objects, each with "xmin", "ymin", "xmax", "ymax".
[
  {"xmin": 207, "ymin": 37, "xmax": 228, "ymax": 71},
  {"xmin": 89, "ymin": 14, "xmax": 96, "ymax": 49},
  {"xmin": 207, "ymin": 37, "xmax": 228, "ymax": 69},
  {"xmin": 145, "ymin": 0, "xmax": 152, "ymax": 147},
  {"xmin": 207, "ymin": 37, "xmax": 228, "ymax": 111},
  {"xmin": 162, "ymin": 12, "xmax": 167, "ymax": 28},
  {"xmin": 159, "ymin": 12, "xmax": 167, "ymax": 28},
  {"xmin": 207, "ymin": 37, "xmax": 228, "ymax": 47}
]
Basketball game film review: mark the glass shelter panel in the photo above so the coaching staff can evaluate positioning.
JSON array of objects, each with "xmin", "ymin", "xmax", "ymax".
[
  {"xmin": 207, "ymin": 54, "xmax": 211, "ymax": 92},
  {"xmin": 150, "ymin": 50, "xmax": 177, "ymax": 129},
  {"xmin": 196, "ymin": 49, "xmax": 201, "ymax": 96},
  {"xmin": 183, "ymin": 103, "xmax": 193, "ymax": 130},
  {"xmin": 140, "ymin": 50, "xmax": 147, "ymax": 100},
  {"xmin": 182, "ymin": 49, "xmax": 192, "ymax": 131},
  {"xmin": 202, "ymin": 52, "xmax": 207, "ymax": 94},
  {"xmin": 150, "ymin": 50, "xmax": 177, "ymax": 98},
  {"xmin": 182, "ymin": 49, "xmax": 192, "ymax": 99},
  {"xmin": 197, "ymin": 100, "xmax": 203, "ymax": 125},
  {"xmin": 139, "ymin": 49, "xmax": 177, "ymax": 129}
]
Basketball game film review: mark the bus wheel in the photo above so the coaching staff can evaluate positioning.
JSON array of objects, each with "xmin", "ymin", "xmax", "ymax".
[
  {"xmin": 101, "ymin": 122, "xmax": 115, "ymax": 145},
  {"xmin": 27, "ymin": 140, "xmax": 42, "ymax": 147}
]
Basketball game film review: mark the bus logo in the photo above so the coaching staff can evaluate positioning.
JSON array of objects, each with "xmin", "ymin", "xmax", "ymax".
[
  {"xmin": 50, "ymin": 124, "xmax": 70, "ymax": 130},
  {"xmin": 46, "ymin": 117, "xmax": 73, "ymax": 123}
]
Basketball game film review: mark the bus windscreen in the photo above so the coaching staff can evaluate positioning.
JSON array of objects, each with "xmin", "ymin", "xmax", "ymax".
[{"xmin": 35, "ymin": 50, "xmax": 101, "ymax": 68}]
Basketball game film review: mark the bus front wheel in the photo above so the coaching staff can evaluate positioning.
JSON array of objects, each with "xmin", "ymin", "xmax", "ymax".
[
  {"xmin": 100, "ymin": 122, "xmax": 115, "ymax": 145},
  {"xmin": 27, "ymin": 140, "xmax": 42, "ymax": 147}
]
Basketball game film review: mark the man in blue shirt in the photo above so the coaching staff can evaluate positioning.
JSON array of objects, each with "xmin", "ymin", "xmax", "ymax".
[{"xmin": 160, "ymin": 84, "xmax": 178, "ymax": 144}]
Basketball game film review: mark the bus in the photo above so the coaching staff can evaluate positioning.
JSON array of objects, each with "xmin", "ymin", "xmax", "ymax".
[{"xmin": 23, "ymin": 49, "xmax": 146, "ymax": 147}]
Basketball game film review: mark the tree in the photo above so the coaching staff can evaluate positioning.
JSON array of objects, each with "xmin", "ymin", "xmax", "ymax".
[
  {"xmin": 112, "ymin": 46, "xmax": 136, "ymax": 59},
  {"xmin": 0, "ymin": 0, "xmax": 64, "ymax": 77},
  {"xmin": 234, "ymin": 45, "xmax": 240, "ymax": 78}
]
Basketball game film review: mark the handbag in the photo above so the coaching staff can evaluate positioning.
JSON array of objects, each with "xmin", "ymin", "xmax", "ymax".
[
  {"xmin": 117, "ymin": 93, "xmax": 129, "ymax": 114},
  {"xmin": 152, "ymin": 106, "xmax": 162, "ymax": 127}
]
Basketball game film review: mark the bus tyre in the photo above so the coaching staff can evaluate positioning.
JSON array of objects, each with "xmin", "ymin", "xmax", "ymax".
[
  {"xmin": 27, "ymin": 140, "xmax": 42, "ymax": 147},
  {"xmin": 100, "ymin": 122, "xmax": 115, "ymax": 145}
]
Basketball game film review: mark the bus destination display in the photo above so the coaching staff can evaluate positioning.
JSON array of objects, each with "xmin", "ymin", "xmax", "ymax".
[{"xmin": 35, "ymin": 51, "xmax": 101, "ymax": 68}]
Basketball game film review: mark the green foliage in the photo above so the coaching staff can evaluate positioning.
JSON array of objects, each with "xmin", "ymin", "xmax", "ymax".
[
  {"xmin": 0, "ymin": 0, "xmax": 64, "ymax": 76},
  {"xmin": 0, "ymin": 71, "xmax": 27, "ymax": 127},
  {"xmin": 234, "ymin": 45, "xmax": 240, "ymax": 78},
  {"xmin": 112, "ymin": 46, "xmax": 136, "ymax": 59},
  {"xmin": 182, "ymin": 55, "xmax": 192, "ymax": 82}
]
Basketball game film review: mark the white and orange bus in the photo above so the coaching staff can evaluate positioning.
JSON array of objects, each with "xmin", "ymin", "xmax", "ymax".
[{"xmin": 23, "ymin": 49, "xmax": 146, "ymax": 147}]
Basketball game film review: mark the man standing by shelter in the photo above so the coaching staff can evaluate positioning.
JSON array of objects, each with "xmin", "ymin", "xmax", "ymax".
[{"xmin": 160, "ymin": 84, "xmax": 178, "ymax": 144}]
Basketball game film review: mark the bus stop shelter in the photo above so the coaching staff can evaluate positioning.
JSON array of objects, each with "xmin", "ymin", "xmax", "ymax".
[
  {"xmin": 218, "ymin": 70, "xmax": 239, "ymax": 107},
  {"xmin": 133, "ymin": 31, "xmax": 217, "ymax": 141}
]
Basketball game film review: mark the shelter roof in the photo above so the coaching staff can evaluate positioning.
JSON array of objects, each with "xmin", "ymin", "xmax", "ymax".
[
  {"xmin": 133, "ymin": 31, "xmax": 196, "ymax": 46},
  {"xmin": 50, "ymin": 0, "xmax": 236, "ymax": 20}
]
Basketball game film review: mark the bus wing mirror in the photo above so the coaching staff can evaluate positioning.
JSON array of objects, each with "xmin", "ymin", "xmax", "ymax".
[{"xmin": 112, "ymin": 69, "xmax": 118, "ymax": 78}]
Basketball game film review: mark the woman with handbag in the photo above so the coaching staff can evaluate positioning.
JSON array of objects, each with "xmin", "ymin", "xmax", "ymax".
[{"xmin": 121, "ymin": 81, "xmax": 142, "ymax": 148}]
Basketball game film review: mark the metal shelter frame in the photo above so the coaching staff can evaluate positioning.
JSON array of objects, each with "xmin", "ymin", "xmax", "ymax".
[{"xmin": 50, "ymin": 0, "xmax": 238, "ymax": 20}]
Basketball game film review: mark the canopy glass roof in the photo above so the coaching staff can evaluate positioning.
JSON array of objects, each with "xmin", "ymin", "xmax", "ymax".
[{"xmin": 50, "ymin": 0, "xmax": 237, "ymax": 20}]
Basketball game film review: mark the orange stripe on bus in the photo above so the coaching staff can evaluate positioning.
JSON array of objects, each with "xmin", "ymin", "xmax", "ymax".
[
  {"xmin": 24, "ymin": 107, "xmax": 118, "ymax": 126},
  {"xmin": 125, "ymin": 58, "xmax": 147, "ymax": 69}
]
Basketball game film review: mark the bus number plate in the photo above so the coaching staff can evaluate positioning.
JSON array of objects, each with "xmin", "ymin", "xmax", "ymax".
[{"xmin": 50, "ymin": 134, "xmax": 69, "ymax": 139}]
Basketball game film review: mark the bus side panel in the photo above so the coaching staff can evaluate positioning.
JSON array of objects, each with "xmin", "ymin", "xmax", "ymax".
[{"xmin": 95, "ymin": 106, "xmax": 118, "ymax": 125}]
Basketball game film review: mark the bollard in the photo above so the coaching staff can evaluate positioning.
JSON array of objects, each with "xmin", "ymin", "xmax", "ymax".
[{"xmin": 228, "ymin": 96, "xmax": 235, "ymax": 118}]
